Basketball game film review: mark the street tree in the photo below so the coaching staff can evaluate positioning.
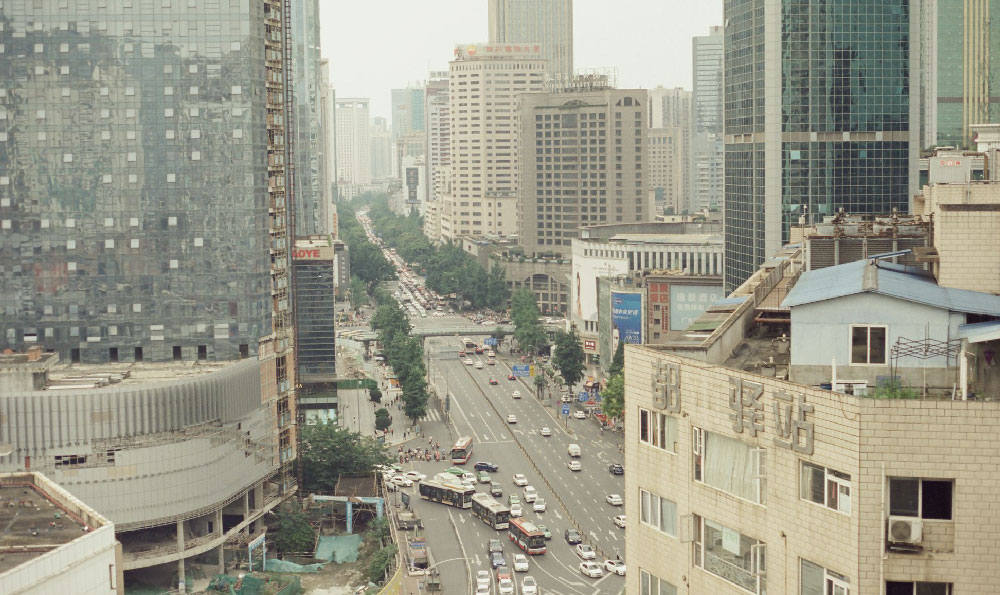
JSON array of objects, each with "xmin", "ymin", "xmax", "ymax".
[
  {"xmin": 491, "ymin": 327, "xmax": 508, "ymax": 351},
  {"xmin": 369, "ymin": 387, "xmax": 383, "ymax": 403},
  {"xmin": 374, "ymin": 410, "xmax": 392, "ymax": 432},
  {"xmin": 553, "ymin": 327, "xmax": 586, "ymax": 388},
  {"xmin": 300, "ymin": 422, "xmax": 391, "ymax": 492},
  {"xmin": 402, "ymin": 380, "xmax": 429, "ymax": 423},
  {"xmin": 601, "ymin": 373, "xmax": 624, "ymax": 423},
  {"xmin": 533, "ymin": 374, "xmax": 546, "ymax": 399}
]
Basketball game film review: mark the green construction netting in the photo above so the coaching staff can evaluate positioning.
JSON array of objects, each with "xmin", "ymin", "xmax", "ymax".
[
  {"xmin": 263, "ymin": 559, "xmax": 325, "ymax": 573},
  {"xmin": 314, "ymin": 533, "xmax": 363, "ymax": 563}
]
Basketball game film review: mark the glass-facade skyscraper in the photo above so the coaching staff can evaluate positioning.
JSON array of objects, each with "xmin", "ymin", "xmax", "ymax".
[
  {"xmin": 488, "ymin": 0, "xmax": 574, "ymax": 84},
  {"xmin": 691, "ymin": 26, "xmax": 724, "ymax": 213},
  {"xmin": 723, "ymin": 0, "xmax": 920, "ymax": 291},
  {"xmin": 0, "ymin": 1, "xmax": 286, "ymax": 363},
  {"xmin": 928, "ymin": 0, "xmax": 1000, "ymax": 148},
  {"xmin": 291, "ymin": 0, "xmax": 329, "ymax": 235}
]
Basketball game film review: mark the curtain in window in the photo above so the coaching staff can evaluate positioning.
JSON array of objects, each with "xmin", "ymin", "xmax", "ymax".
[
  {"xmin": 704, "ymin": 431, "xmax": 757, "ymax": 502},
  {"xmin": 659, "ymin": 496, "xmax": 677, "ymax": 536},
  {"xmin": 641, "ymin": 489, "xmax": 651, "ymax": 524},
  {"xmin": 662, "ymin": 414, "xmax": 678, "ymax": 452},
  {"xmin": 800, "ymin": 558, "xmax": 824, "ymax": 595}
]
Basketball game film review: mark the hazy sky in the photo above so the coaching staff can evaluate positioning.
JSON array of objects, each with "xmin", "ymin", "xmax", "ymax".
[{"xmin": 321, "ymin": 1, "xmax": 723, "ymax": 120}]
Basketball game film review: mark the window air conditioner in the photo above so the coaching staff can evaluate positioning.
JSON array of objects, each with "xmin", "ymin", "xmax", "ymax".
[{"xmin": 888, "ymin": 516, "xmax": 922, "ymax": 544}]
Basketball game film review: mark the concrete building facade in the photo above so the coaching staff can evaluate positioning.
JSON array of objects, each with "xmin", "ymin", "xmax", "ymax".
[
  {"xmin": 648, "ymin": 127, "xmax": 686, "ymax": 216},
  {"xmin": 624, "ymin": 255, "xmax": 1000, "ymax": 594},
  {"xmin": 425, "ymin": 72, "xmax": 451, "ymax": 207},
  {"xmin": 335, "ymin": 98, "xmax": 372, "ymax": 199},
  {"xmin": 370, "ymin": 116, "xmax": 394, "ymax": 183},
  {"xmin": 518, "ymin": 88, "xmax": 648, "ymax": 257},
  {"xmin": 488, "ymin": 0, "xmax": 573, "ymax": 84},
  {"xmin": 691, "ymin": 26, "xmax": 725, "ymax": 213},
  {"xmin": 438, "ymin": 44, "xmax": 546, "ymax": 242},
  {"xmin": 723, "ymin": 0, "xmax": 922, "ymax": 292},
  {"xmin": 0, "ymin": 472, "xmax": 122, "ymax": 595},
  {"xmin": 290, "ymin": 0, "xmax": 328, "ymax": 236}
]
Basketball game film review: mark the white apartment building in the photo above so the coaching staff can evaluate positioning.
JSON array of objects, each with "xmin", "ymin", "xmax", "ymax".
[
  {"xmin": 649, "ymin": 127, "xmax": 686, "ymax": 215},
  {"xmin": 438, "ymin": 44, "xmax": 547, "ymax": 242},
  {"xmin": 624, "ymin": 248, "xmax": 1000, "ymax": 595},
  {"xmin": 335, "ymin": 98, "xmax": 371, "ymax": 198},
  {"xmin": 425, "ymin": 72, "xmax": 450, "ymax": 206}
]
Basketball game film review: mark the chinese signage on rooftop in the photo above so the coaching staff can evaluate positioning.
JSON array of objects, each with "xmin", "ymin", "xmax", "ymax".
[{"xmin": 454, "ymin": 44, "xmax": 543, "ymax": 60}]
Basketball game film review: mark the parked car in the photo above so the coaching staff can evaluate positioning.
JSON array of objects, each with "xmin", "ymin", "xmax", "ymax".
[
  {"xmin": 390, "ymin": 475, "xmax": 413, "ymax": 488},
  {"xmin": 608, "ymin": 463, "xmax": 624, "ymax": 476},
  {"xmin": 403, "ymin": 471, "xmax": 426, "ymax": 482},
  {"xmin": 474, "ymin": 461, "xmax": 499, "ymax": 472},
  {"xmin": 565, "ymin": 529, "xmax": 583, "ymax": 545},
  {"xmin": 579, "ymin": 561, "xmax": 604, "ymax": 578}
]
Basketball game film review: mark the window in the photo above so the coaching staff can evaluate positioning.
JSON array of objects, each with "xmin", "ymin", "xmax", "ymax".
[
  {"xmin": 694, "ymin": 428, "xmax": 766, "ymax": 504},
  {"xmin": 801, "ymin": 558, "xmax": 849, "ymax": 595},
  {"xmin": 639, "ymin": 489, "xmax": 677, "ymax": 537},
  {"xmin": 639, "ymin": 407, "xmax": 677, "ymax": 452},
  {"xmin": 850, "ymin": 325, "xmax": 886, "ymax": 364},
  {"xmin": 889, "ymin": 478, "xmax": 952, "ymax": 520},
  {"xmin": 801, "ymin": 462, "xmax": 851, "ymax": 514},
  {"xmin": 694, "ymin": 515, "xmax": 766, "ymax": 594},
  {"xmin": 639, "ymin": 569, "xmax": 677, "ymax": 595},
  {"xmin": 885, "ymin": 582, "xmax": 952, "ymax": 595}
]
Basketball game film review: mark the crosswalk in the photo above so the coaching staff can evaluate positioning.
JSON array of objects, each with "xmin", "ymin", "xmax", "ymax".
[{"xmin": 420, "ymin": 408, "xmax": 442, "ymax": 422}]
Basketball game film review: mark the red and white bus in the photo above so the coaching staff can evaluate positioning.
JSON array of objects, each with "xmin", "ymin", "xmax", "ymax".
[
  {"xmin": 508, "ymin": 518, "xmax": 547, "ymax": 555},
  {"xmin": 450, "ymin": 436, "xmax": 473, "ymax": 464}
]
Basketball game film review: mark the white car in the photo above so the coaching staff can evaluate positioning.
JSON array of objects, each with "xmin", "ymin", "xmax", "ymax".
[
  {"xmin": 498, "ymin": 578, "xmax": 515, "ymax": 595},
  {"xmin": 567, "ymin": 460, "xmax": 582, "ymax": 472},
  {"xmin": 403, "ymin": 471, "xmax": 426, "ymax": 482},
  {"xmin": 510, "ymin": 503, "xmax": 523, "ymax": 518},
  {"xmin": 604, "ymin": 559, "xmax": 626, "ymax": 576},
  {"xmin": 540, "ymin": 427, "xmax": 551, "ymax": 437},
  {"xmin": 533, "ymin": 498, "xmax": 546, "ymax": 513},
  {"xmin": 606, "ymin": 494, "xmax": 624, "ymax": 506},
  {"xmin": 579, "ymin": 561, "xmax": 604, "ymax": 578},
  {"xmin": 390, "ymin": 475, "xmax": 413, "ymax": 488},
  {"xmin": 523, "ymin": 486, "xmax": 537, "ymax": 503},
  {"xmin": 576, "ymin": 544, "xmax": 596, "ymax": 560},
  {"xmin": 507, "ymin": 414, "xmax": 518, "ymax": 424},
  {"xmin": 464, "ymin": 358, "xmax": 474, "ymax": 365},
  {"xmin": 513, "ymin": 554, "xmax": 529, "ymax": 572},
  {"xmin": 614, "ymin": 515, "xmax": 626, "ymax": 528},
  {"xmin": 476, "ymin": 570, "xmax": 491, "ymax": 590},
  {"xmin": 475, "ymin": 361, "xmax": 484, "ymax": 369},
  {"xmin": 512, "ymin": 390, "xmax": 521, "ymax": 399},
  {"xmin": 521, "ymin": 576, "xmax": 538, "ymax": 595},
  {"xmin": 573, "ymin": 410, "xmax": 588, "ymax": 419},
  {"xmin": 512, "ymin": 474, "xmax": 528, "ymax": 486}
]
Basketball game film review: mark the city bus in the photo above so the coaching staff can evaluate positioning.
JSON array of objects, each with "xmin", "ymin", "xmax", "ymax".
[
  {"xmin": 418, "ymin": 480, "xmax": 475, "ymax": 509},
  {"xmin": 508, "ymin": 517, "xmax": 547, "ymax": 555},
  {"xmin": 471, "ymin": 493, "xmax": 511, "ymax": 530},
  {"xmin": 450, "ymin": 436, "xmax": 473, "ymax": 464}
]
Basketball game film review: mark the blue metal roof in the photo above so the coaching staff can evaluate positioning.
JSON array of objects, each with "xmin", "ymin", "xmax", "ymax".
[
  {"xmin": 958, "ymin": 320, "xmax": 1000, "ymax": 343},
  {"xmin": 781, "ymin": 260, "xmax": 1000, "ymax": 315}
]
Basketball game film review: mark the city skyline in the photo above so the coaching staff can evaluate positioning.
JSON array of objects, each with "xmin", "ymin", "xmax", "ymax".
[{"xmin": 322, "ymin": 0, "xmax": 723, "ymax": 120}]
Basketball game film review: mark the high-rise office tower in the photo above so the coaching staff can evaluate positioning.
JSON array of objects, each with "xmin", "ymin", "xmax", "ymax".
[
  {"xmin": 370, "ymin": 117, "xmax": 394, "ymax": 182},
  {"xmin": 723, "ymin": 0, "xmax": 921, "ymax": 291},
  {"xmin": 924, "ymin": 0, "xmax": 1000, "ymax": 148},
  {"xmin": 518, "ymin": 88, "xmax": 648, "ymax": 256},
  {"xmin": 691, "ymin": 26, "xmax": 724, "ymax": 213},
  {"xmin": 648, "ymin": 87, "xmax": 691, "ymax": 215},
  {"xmin": 425, "ymin": 72, "xmax": 451, "ymax": 206},
  {"xmin": 438, "ymin": 45, "xmax": 546, "ymax": 242},
  {"xmin": 319, "ymin": 59, "xmax": 335, "ymax": 215},
  {"xmin": 290, "ymin": 0, "xmax": 327, "ymax": 235},
  {"xmin": 335, "ymin": 98, "xmax": 371, "ymax": 200},
  {"xmin": 391, "ymin": 85, "xmax": 427, "ymax": 143},
  {"xmin": 488, "ymin": 0, "xmax": 573, "ymax": 84},
  {"xmin": 0, "ymin": 0, "xmax": 298, "ymax": 365}
]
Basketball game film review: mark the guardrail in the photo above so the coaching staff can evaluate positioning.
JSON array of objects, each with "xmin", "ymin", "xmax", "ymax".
[{"xmin": 456, "ymin": 364, "xmax": 610, "ymax": 563}]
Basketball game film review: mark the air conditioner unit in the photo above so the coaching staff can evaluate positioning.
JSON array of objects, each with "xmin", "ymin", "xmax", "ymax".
[{"xmin": 888, "ymin": 516, "xmax": 923, "ymax": 544}]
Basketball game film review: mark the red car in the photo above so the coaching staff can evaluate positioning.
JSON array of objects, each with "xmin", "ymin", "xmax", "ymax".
[
  {"xmin": 507, "ymin": 373, "xmax": 516, "ymax": 381},
  {"xmin": 489, "ymin": 377, "xmax": 499, "ymax": 385},
  {"xmin": 459, "ymin": 349, "xmax": 466, "ymax": 357},
  {"xmin": 475, "ymin": 347, "xmax": 485, "ymax": 354}
]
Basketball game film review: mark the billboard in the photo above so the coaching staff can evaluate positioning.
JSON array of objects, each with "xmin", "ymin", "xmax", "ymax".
[
  {"xmin": 669, "ymin": 284, "xmax": 725, "ymax": 330},
  {"xmin": 611, "ymin": 291, "xmax": 643, "ymax": 353}
]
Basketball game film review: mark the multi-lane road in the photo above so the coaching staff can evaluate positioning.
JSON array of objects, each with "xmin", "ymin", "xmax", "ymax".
[{"xmin": 390, "ymin": 335, "xmax": 626, "ymax": 595}]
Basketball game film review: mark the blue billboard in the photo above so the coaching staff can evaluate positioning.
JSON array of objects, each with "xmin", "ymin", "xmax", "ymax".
[{"xmin": 611, "ymin": 291, "xmax": 643, "ymax": 353}]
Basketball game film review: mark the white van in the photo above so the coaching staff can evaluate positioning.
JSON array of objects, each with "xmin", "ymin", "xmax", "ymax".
[{"xmin": 567, "ymin": 444, "xmax": 581, "ymax": 458}]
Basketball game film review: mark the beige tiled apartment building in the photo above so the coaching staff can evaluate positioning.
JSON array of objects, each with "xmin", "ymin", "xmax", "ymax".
[
  {"xmin": 437, "ymin": 44, "xmax": 546, "ymax": 242},
  {"xmin": 625, "ymin": 345, "xmax": 1000, "ymax": 595},
  {"xmin": 624, "ymin": 250, "xmax": 1000, "ymax": 595}
]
